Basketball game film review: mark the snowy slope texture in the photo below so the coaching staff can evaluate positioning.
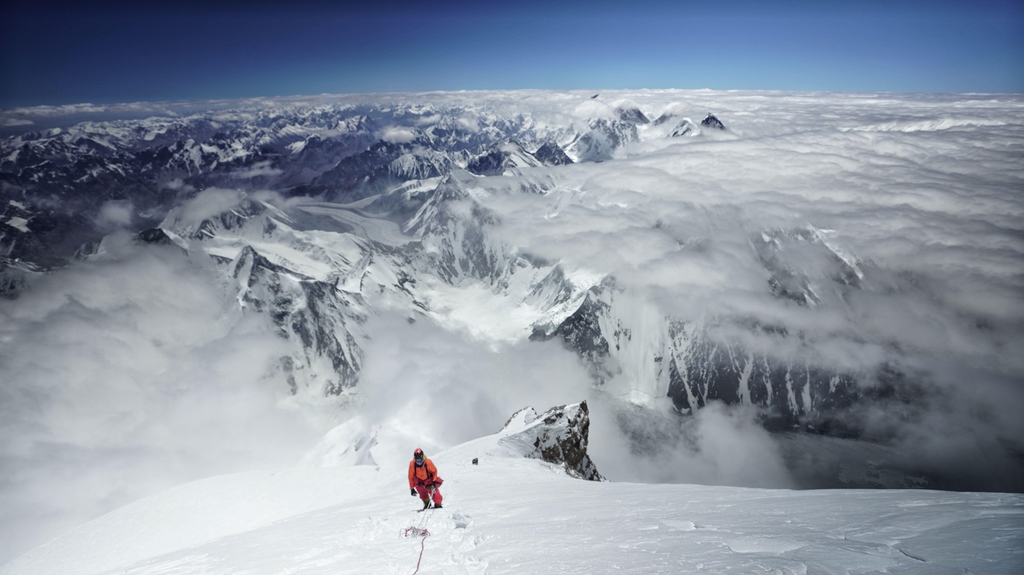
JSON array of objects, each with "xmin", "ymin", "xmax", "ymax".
[{"xmin": 2, "ymin": 420, "xmax": 1021, "ymax": 575}]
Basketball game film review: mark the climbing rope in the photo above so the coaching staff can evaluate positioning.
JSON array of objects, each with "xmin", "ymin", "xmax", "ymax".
[
  {"xmin": 402, "ymin": 508, "xmax": 432, "ymax": 575},
  {"xmin": 402, "ymin": 526, "xmax": 430, "ymax": 538}
]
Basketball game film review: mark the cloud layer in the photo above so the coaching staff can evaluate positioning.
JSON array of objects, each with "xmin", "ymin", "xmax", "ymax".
[
  {"xmin": 0, "ymin": 235, "xmax": 320, "ymax": 563},
  {"xmin": 470, "ymin": 91, "xmax": 1024, "ymax": 491}
]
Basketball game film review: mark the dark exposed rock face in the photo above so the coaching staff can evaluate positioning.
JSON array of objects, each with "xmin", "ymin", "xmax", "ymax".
[
  {"xmin": 465, "ymin": 143, "xmax": 527, "ymax": 175},
  {"xmin": 526, "ymin": 250, "xmax": 877, "ymax": 435},
  {"xmin": 663, "ymin": 319, "xmax": 862, "ymax": 432},
  {"xmin": 499, "ymin": 402, "xmax": 603, "ymax": 481},
  {"xmin": 231, "ymin": 245, "xmax": 366, "ymax": 395},
  {"xmin": 531, "ymin": 286, "xmax": 611, "ymax": 377},
  {"xmin": 701, "ymin": 113, "xmax": 726, "ymax": 130},
  {"xmin": 466, "ymin": 149, "xmax": 507, "ymax": 176},
  {"xmin": 532, "ymin": 141, "xmax": 574, "ymax": 165},
  {"xmin": 137, "ymin": 228, "xmax": 172, "ymax": 244}
]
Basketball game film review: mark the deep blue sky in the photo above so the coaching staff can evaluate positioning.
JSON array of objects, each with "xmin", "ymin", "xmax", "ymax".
[{"xmin": 1, "ymin": 0, "xmax": 1022, "ymax": 108}]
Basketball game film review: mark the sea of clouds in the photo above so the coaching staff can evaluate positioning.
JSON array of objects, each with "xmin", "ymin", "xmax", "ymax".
[
  {"xmin": 484, "ymin": 91, "xmax": 1024, "ymax": 491},
  {"xmin": 1, "ymin": 90, "xmax": 1022, "ymax": 564}
]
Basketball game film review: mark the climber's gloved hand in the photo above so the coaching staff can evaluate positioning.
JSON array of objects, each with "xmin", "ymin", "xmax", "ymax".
[{"xmin": 410, "ymin": 488, "xmax": 416, "ymax": 496}]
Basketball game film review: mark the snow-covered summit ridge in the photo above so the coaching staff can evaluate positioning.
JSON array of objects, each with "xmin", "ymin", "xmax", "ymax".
[
  {"xmin": 302, "ymin": 402, "xmax": 603, "ymax": 483},
  {"xmin": 3, "ymin": 429, "xmax": 1021, "ymax": 575}
]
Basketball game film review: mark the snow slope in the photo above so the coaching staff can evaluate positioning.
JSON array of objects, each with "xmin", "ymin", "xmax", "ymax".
[{"xmin": 4, "ymin": 426, "xmax": 1021, "ymax": 575}]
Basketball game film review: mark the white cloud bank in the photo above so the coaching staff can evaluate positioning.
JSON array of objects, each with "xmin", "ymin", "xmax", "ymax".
[
  {"xmin": 471, "ymin": 90, "xmax": 1024, "ymax": 492},
  {"xmin": 0, "ymin": 235, "xmax": 320, "ymax": 564}
]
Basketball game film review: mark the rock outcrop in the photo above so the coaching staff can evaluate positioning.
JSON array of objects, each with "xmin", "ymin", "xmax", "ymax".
[{"xmin": 498, "ymin": 401, "xmax": 603, "ymax": 481}]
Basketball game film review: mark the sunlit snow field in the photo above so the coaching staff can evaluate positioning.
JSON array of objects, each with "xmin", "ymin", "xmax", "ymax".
[{"xmin": 3, "ymin": 426, "xmax": 1022, "ymax": 575}]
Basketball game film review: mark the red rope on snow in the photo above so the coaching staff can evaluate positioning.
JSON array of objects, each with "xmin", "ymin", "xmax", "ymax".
[{"xmin": 402, "ymin": 527, "xmax": 431, "ymax": 575}]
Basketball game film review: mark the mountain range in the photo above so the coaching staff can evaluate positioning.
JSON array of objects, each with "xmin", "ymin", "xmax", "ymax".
[{"xmin": 3, "ymin": 91, "xmax": 1023, "ymax": 496}]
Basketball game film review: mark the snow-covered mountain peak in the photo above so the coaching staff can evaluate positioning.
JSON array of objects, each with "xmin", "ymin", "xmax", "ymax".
[
  {"xmin": 465, "ymin": 141, "xmax": 542, "ymax": 176},
  {"xmin": 160, "ymin": 190, "xmax": 290, "ymax": 241},
  {"xmin": 700, "ymin": 113, "xmax": 726, "ymax": 130},
  {"xmin": 613, "ymin": 99, "xmax": 651, "ymax": 125},
  {"xmin": 668, "ymin": 118, "xmax": 700, "ymax": 137}
]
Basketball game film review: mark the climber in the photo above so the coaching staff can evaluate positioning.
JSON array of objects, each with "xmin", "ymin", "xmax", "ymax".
[{"xmin": 408, "ymin": 448, "xmax": 443, "ymax": 509}]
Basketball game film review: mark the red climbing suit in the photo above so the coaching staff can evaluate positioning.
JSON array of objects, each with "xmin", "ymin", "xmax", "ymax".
[{"xmin": 408, "ymin": 453, "xmax": 443, "ymax": 506}]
